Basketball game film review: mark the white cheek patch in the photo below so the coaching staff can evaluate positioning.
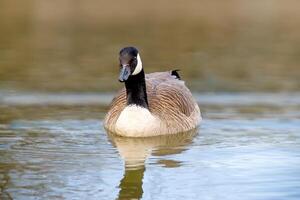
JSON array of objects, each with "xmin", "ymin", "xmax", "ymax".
[{"xmin": 132, "ymin": 53, "xmax": 143, "ymax": 75}]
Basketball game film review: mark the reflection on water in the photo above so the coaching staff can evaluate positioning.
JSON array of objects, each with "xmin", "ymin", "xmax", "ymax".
[
  {"xmin": 118, "ymin": 166, "xmax": 145, "ymax": 200},
  {"xmin": 108, "ymin": 130, "xmax": 197, "ymax": 200},
  {"xmin": 108, "ymin": 130, "xmax": 197, "ymax": 168}
]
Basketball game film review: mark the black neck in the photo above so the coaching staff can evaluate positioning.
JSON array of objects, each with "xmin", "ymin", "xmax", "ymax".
[{"xmin": 124, "ymin": 69, "xmax": 148, "ymax": 109}]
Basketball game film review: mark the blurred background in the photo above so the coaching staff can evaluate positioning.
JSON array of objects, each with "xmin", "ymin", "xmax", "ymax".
[{"xmin": 0, "ymin": 0, "xmax": 299, "ymax": 93}]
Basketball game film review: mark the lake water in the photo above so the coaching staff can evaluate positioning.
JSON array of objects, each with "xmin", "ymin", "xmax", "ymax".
[
  {"xmin": 1, "ymin": 1, "xmax": 300, "ymax": 199},
  {"xmin": 0, "ymin": 92, "xmax": 300, "ymax": 200}
]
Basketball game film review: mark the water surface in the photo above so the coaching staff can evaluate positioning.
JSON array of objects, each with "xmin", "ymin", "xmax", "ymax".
[{"xmin": 1, "ymin": 92, "xmax": 300, "ymax": 200}]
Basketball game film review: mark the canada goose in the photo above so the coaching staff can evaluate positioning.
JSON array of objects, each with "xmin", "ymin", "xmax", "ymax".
[{"xmin": 104, "ymin": 47, "xmax": 201, "ymax": 137}]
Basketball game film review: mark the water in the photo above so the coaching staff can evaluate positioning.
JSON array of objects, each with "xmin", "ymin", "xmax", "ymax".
[{"xmin": 1, "ymin": 92, "xmax": 300, "ymax": 200}]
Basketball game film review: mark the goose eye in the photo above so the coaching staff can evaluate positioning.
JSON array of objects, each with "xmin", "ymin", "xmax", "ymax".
[
  {"xmin": 130, "ymin": 57, "xmax": 137, "ymax": 64},
  {"xmin": 131, "ymin": 57, "xmax": 136, "ymax": 62}
]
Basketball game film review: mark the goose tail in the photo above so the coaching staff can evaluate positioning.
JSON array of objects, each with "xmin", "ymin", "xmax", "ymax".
[{"xmin": 171, "ymin": 69, "xmax": 181, "ymax": 80}]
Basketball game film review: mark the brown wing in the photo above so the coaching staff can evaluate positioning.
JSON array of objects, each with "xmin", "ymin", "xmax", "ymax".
[
  {"xmin": 147, "ymin": 73, "xmax": 197, "ymax": 131},
  {"xmin": 104, "ymin": 88, "xmax": 126, "ymax": 130}
]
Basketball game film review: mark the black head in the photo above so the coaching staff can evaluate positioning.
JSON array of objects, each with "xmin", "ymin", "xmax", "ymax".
[{"xmin": 118, "ymin": 47, "xmax": 143, "ymax": 82}]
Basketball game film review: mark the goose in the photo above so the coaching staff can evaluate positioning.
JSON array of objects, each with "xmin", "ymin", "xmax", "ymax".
[{"xmin": 104, "ymin": 47, "xmax": 201, "ymax": 137}]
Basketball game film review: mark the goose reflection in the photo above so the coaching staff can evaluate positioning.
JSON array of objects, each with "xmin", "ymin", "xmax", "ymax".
[{"xmin": 107, "ymin": 129, "xmax": 198, "ymax": 200}]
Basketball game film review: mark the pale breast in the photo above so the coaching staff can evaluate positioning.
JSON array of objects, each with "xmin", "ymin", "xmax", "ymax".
[{"xmin": 115, "ymin": 105, "xmax": 161, "ymax": 137}]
